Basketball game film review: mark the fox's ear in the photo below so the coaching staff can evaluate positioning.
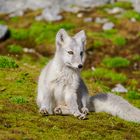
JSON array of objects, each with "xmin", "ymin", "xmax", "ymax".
[
  {"xmin": 56, "ymin": 29, "xmax": 69, "ymax": 47},
  {"xmin": 74, "ymin": 30, "xmax": 86, "ymax": 46}
]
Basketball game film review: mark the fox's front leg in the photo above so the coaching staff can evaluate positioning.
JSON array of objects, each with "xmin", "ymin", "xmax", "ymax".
[
  {"xmin": 64, "ymin": 89, "xmax": 86, "ymax": 119},
  {"xmin": 37, "ymin": 85, "xmax": 53, "ymax": 115}
]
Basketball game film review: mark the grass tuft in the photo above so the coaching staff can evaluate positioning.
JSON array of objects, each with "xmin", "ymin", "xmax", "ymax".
[
  {"xmin": 0, "ymin": 56, "xmax": 18, "ymax": 68},
  {"xmin": 82, "ymin": 68, "xmax": 127, "ymax": 83},
  {"xmin": 7, "ymin": 44, "xmax": 23, "ymax": 54},
  {"xmin": 29, "ymin": 22, "xmax": 75, "ymax": 44},
  {"xmin": 102, "ymin": 57, "xmax": 130, "ymax": 68},
  {"xmin": 10, "ymin": 96, "xmax": 28, "ymax": 104},
  {"xmin": 123, "ymin": 10, "xmax": 140, "ymax": 21},
  {"xmin": 11, "ymin": 28, "xmax": 29, "ymax": 40},
  {"xmin": 127, "ymin": 91, "xmax": 140, "ymax": 99}
]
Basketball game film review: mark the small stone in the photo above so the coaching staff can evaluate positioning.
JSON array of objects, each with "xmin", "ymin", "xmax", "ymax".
[
  {"xmin": 35, "ymin": 15, "xmax": 43, "ymax": 21},
  {"xmin": 102, "ymin": 22, "xmax": 115, "ymax": 30},
  {"xmin": 77, "ymin": 13, "xmax": 84, "ymax": 18},
  {"xmin": 9, "ymin": 10, "xmax": 24, "ymax": 17},
  {"xmin": 95, "ymin": 17, "xmax": 108, "ymax": 24},
  {"xmin": 130, "ymin": 17, "xmax": 136, "ymax": 22},
  {"xmin": 91, "ymin": 66, "xmax": 95, "ymax": 71},
  {"xmin": 84, "ymin": 17, "xmax": 93, "ymax": 22},
  {"xmin": 23, "ymin": 48, "xmax": 35, "ymax": 53},
  {"xmin": 106, "ymin": 7, "xmax": 124, "ymax": 14},
  {"xmin": 38, "ymin": 6, "xmax": 63, "ymax": 22},
  {"xmin": 112, "ymin": 84, "xmax": 128, "ymax": 93}
]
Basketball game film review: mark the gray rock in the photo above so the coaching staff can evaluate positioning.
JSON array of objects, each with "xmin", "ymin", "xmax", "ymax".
[
  {"xmin": 95, "ymin": 17, "xmax": 109, "ymax": 24},
  {"xmin": 133, "ymin": 0, "xmax": 140, "ymax": 13},
  {"xmin": 111, "ymin": 84, "xmax": 128, "ymax": 93},
  {"xmin": 0, "ymin": 0, "xmax": 115, "ymax": 21},
  {"xmin": 36, "ymin": 6, "xmax": 63, "ymax": 22},
  {"xmin": 102, "ymin": 22, "xmax": 115, "ymax": 30},
  {"xmin": 9, "ymin": 10, "xmax": 24, "ymax": 17},
  {"xmin": 0, "ymin": 24, "xmax": 9, "ymax": 41},
  {"xmin": 84, "ymin": 17, "xmax": 93, "ymax": 22},
  {"xmin": 106, "ymin": 7, "xmax": 124, "ymax": 14}
]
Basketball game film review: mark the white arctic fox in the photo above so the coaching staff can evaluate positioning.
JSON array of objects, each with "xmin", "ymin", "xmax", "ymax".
[{"xmin": 37, "ymin": 29, "xmax": 140, "ymax": 122}]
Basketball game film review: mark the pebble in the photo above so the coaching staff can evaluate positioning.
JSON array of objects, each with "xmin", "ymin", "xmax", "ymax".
[
  {"xmin": 112, "ymin": 84, "xmax": 128, "ymax": 93},
  {"xmin": 102, "ymin": 22, "xmax": 115, "ymax": 30}
]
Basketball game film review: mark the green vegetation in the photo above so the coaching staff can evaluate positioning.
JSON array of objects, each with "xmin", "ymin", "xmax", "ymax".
[
  {"xmin": 10, "ymin": 96, "xmax": 28, "ymax": 104},
  {"xmin": 29, "ymin": 22, "xmax": 75, "ymax": 44},
  {"xmin": 102, "ymin": 57, "xmax": 130, "ymax": 68},
  {"xmin": 113, "ymin": 1, "xmax": 132, "ymax": 9},
  {"xmin": 112, "ymin": 35, "xmax": 126, "ymax": 46},
  {"xmin": 11, "ymin": 28, "xmax": 29, "ymax": 40},
  {"xmin": 10, "ymin": 21, "xmax": 75, "ymax": 44},
  {"xmin": 0, "ymin": 63, "xmax": 140, "ymax": 140},
  {"xmin": 88, "ymin": 29, "xmax": 127, "ymax": 47},
  {"xmin": 102, "ymin": 1, "xmax": 132, "ymax": 9},
  {"xmin": 0, "ymin": 20, "xmax": 6, "ymax": 24},
  {"xmin": 10, "ymin": 16, "xmax": 20, "ymax": 22},
  {"xmin": 123, "ymin": 10, "xmax": 140, "ymax": 21},
  {"xmin": 127, "ymin": 90, "xmax": 140, "ymax": 99},
  {"xmin": 7, "ymin": 44, "xmax": 23, "ymax": 54},
  {"xmin": 82, "ymin": 68, "xmax": 127, "ymax": 83},
  {"xmin": 0, "ymin": 56, "xmax": 18, "ymax": 68},
  {"xmin": 93, "ymin": 39, "xmax": 104, "ymax": 48},
  {"xmin": 132, "ymin": 54, "xmax": 140, "ymax": 61}
]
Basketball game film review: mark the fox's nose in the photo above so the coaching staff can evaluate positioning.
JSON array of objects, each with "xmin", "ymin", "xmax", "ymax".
[{"xmin": 78, "ymin": 64, "xmax": 83, "ymax": 69}]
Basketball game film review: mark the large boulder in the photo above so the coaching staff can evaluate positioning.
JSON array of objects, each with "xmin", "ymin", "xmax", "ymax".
[
  {"xmin": 133, "ymin": 0, "xmax": 140, "ymax": 13},
  {"xmin": 0, "ymin": 24, "xmax": 9, "ymax": 41},
  {"xmin": 0, "ymin": 0, "xmax": 114, "ymax": 21}
]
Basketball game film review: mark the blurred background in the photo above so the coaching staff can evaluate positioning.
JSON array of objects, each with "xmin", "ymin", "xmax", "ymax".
[{"xmin": 0, "ymin": 0, "xmax": 140, "ymax": 139}]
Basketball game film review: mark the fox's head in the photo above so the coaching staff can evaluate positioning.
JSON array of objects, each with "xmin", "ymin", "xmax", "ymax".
[{"xmin": 55, "ymin": 29, "xmax": 86, "ymax": 70}]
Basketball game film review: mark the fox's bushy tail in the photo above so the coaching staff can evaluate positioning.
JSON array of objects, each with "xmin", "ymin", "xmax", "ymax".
[{"xmin": 88, "ymin": 93, "xmax": 140, "ymax": 123}]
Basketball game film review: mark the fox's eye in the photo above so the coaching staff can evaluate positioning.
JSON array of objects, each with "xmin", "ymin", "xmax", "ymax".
[
  {"xmin": 80, "ymin": 51, "xmax": 83, "ymax": 56},
  {"xmin": 68, "ymin": 51, "xmax": 74, "ymax": 55}
]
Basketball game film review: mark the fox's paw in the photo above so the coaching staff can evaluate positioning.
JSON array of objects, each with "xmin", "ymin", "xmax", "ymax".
[
  {"xmin": 81, "ymin": 107, "xmax": 89, "ymax": 115},
  {"xmin": 39, "ymin": 107, "xmax": 49, "ymax": 116},
  {"xmin": 74, "ymin": 113, "xmax": 87, "ymax": 120},
  {"xmin": 54, "ymin": 107, "xmax": 62, "ymax": 115}
]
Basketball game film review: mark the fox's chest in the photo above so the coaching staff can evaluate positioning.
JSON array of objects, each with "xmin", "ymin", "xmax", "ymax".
[
  {"xmin": 51, "ymin": 68, "xmax": 80, "ymax": 89},
  {"xmin": 51, "ymin": 69, "xmax": 80, "ymax": 105}
]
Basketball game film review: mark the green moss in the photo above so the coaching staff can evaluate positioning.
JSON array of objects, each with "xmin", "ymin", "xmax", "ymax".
[
  {"xmin": 127, "ymin": 90, "xmax": 140, "ymax": 99},
  {"xmin": 7, "ymin": 44, "xmax": 23, "ymax": 54},
  {"xmin": 123, "ymin": 10, "xmax": 140, "ymax": 21},
  {"xmin": 11, "ymin": 28, "xmax": 29, "ymax": 40},
  {"xmin": 0, "ymin": 62, "xmax": 140, "ymax": 140},
  {"xmin": 0, "ymin": 20, "xmax": 6, "ymax": 24},
  {"xmin": 82, "ymin": 68, "xmax": 127, "ymax": 83},
  {"xmin": 10, "ymin": 16, "xmax": 20, "ymax": 22},
  {"xmin": 93, "ymin": 40, "xmax": 104, "ymax": 48},
  {"xmin": 88, "ymin": 29, "xmax": 126, "ymax": 47},
  {"xmin": 112, "ymin": 35, "xmax": 126, "ymax": 46},
  {"xmin": 10, "ymin": 96, "xmax": 28, "ymax": 104},
  {"xmin": 29, "ymin": 22, "xmax": 75, "ymax": 44},
  {"xmin": 102, "ymin": 57, "xmax": 130, "ymax": 68},
  {"xmin": 0, "ymin": 56, "xmax": 18, "ymax": 68},
  {"xmin": 132, "ymin": 54, "xmax": 140, "ymax": 61},
  {"xmin": 102, "ymin": 1, "xmax": 132, "ymax": 9}
]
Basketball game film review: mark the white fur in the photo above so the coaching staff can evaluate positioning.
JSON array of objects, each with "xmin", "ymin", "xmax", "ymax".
[{"xmin": 37, "ymin": 29, "xmax": 140, "ymax": 122}]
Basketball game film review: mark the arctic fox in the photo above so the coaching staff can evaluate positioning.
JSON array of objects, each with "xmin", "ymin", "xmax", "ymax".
[{"xmin": 37, "ymin": 29, "xmax": 140, "ymax": 122}]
